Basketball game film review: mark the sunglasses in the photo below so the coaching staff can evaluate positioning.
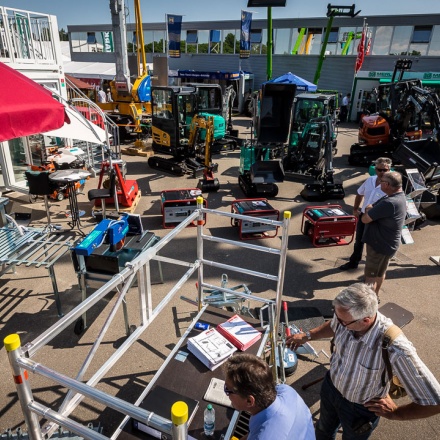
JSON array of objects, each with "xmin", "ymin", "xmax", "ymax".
[
  {"xmin": 334, "ymin": 311, "xmax": 361, "ymax": 327},
  {"xmin": 224, "ymin": 384, "xmax": 236, "ymax": 396},
  {"xmin": 375, "ymin": 168, "xmax": 389, "ymax": 172}
]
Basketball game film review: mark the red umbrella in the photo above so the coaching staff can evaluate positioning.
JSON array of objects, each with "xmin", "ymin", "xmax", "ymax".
[{"xmin": 0, "ymin": 62, "xmax": 69, "ymax": 142}]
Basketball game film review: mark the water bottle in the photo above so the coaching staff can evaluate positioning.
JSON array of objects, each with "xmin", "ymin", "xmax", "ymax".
[{"xmin": 204, "ymin": 404, "xmax": 215, "ymax": 436}]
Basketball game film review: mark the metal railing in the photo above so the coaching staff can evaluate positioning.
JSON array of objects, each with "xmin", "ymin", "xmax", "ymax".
[
  {"xmin": 0, "ymin": 7, "xmax": 58, "ymax": 65},
  {"xmin": 5, "ymin": 200, "xmax": 291, "ymax": 440}
]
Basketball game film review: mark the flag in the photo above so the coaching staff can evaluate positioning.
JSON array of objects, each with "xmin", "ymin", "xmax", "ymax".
[
  {"xmin": 167, "ymin": 14, "xmax": 182, "ymax": 58},
  {"xmin": 240, "ymin": 10, "xmax": 252, "ymax": 59},
  {"xmin": 365, "ymin": 29, "xmax": 372, "ymax": 55},
  {"xmin": 354, "ymin": 24, "xmax": 366, "ymax": 74},
  {"xmin": 101, "ymin": 32, "xmax": 114, "ymax": 52}
]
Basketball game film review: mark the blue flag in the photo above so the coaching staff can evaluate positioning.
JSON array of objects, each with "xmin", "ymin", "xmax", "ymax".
[
  {"xmin": 240, "ymin": 10, "xmax": 252, "ymax": 59},
  {"xmin": 167, "ymin": 14, "xmax": 182, "ymax": 58}
]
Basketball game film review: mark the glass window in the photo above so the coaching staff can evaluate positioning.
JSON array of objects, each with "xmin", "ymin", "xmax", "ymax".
[
  {"xmin": 152, "ymin": 89, "xmax": 173, "ymax": 119},
  {"xmin": 390, "ymin": 26, "xmax": 411, "ymax": 55},
  {"xmin": 274, "ymin": 28, "xmax": 290, "ymax": 55},
  {"xmin": 153, "ymin": 30, "xmax": 165, "ymax": 53},
  {"xmin": 328, "ymin": 28, "xmax": 339, "ymax": 44},
  {"xmin": 428, "ymin": 25, "xmax": 440, "ymax": 55},
  {"xmin": 371, "ymin": 26, "xmax": 393, "ymax": 55},
  {"xmin": 209, "ymin": 30, "xmax": 221, "ymax": 54},
  {"xmin": 412, "ymin": 25, "xmax": 432, "ymax": 43},
  {"xmin": 143, "ymin": 30, "xmax": 154, "ymax": 54},
  {"xmin": 71, "ymin": 31, "xmax": 87, "ymax": 52},
  {"xmin": 250, "ymin": 29, "xmax": 262, "ymax": 44},
  {"xmin": 306, "ymin": 28, "xmax": 323, "ymax": 55},
  {"xmin": 338, "ymin": 27, "xmax": 358, "ymax": 55},
  {"xmin": 198, "ymin": 30, "xmax": 209, "ymax": 54},
  {"xmin": 222, "ymin": 30, "xmax": 236, "ymax": 54}
]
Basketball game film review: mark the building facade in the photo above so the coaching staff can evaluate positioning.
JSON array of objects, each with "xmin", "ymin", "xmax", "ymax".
[{"xmin": 68, "ymin": 13, "xmax": 440, "ymax": 119}]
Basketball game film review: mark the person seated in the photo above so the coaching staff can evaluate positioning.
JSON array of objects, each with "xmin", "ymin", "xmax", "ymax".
[{"xmin": 223, "ymin": 353, "xmax": 315, "ymax": 440}]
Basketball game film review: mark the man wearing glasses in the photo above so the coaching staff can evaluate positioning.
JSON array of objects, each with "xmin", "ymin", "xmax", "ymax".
[
  {"xmin": 286, "ymin": 283, "xmax": 440, "ymax": 439},
  {"xmin": 361, "ymin": 171, "xmax": 406, "ymax": 296},
  {"xmin": 223, "ymin": 353, "xmax": 315, "ymax": 439},
  {"xmin": 340, "ymin": 157, "xmax": 392, "ymax": 271}
]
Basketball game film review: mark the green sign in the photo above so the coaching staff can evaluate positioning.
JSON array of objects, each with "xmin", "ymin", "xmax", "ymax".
[{"xmin": 101, "ymin": 32, "xmax": 114, "ymax": 52}]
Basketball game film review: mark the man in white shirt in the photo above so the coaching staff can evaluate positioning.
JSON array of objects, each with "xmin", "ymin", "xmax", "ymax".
[
  {"xmin": 340, "ymin": 93, "xmax": 351, "ymax": 122},
  {"xmin": 340, "ymin": 157, "xmax": 392, "ymax": 270},
  {"xmin": 97, "ymin": 88, "xmax": 106, "ymax": 103}
]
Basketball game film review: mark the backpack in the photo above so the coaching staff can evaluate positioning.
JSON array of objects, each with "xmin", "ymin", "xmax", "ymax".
[{"xmin": 381, "ymin": 324, "xmax": 407, "ymax": 399}]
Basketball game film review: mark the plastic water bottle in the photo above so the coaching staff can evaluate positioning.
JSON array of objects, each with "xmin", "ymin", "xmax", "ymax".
[{"xmin": 204, "ymin": 404, "xmax": 215, "ymax": 436}]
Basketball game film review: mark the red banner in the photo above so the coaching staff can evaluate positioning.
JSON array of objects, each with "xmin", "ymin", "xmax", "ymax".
[{"xmin": 355, "ymin": 27, "xmax": 366, "ymax": 74}]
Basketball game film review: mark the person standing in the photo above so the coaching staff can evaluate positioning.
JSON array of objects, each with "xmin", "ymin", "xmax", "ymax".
[
  {"xmin": 106, "ymin": 88, "xmax": 113, "ymax": 103},
  {"xmin": 339, "ymin": 157, "xmax": 392, "ymax": 270},
  {"xmin": 223, "ymin": 353, "xmax": 315, "ymax": 440},
  {"xmin": 287, "ymin": 283, "xmax": 440, "ymax": 440},
  {"xmin": 340, "ymin": 93, "xmax": 351, "ymax": 122},
  {"xmin": 97, "ymin": 88, "xmax": 106, "ymax": 103},
  {"xmin": 361, "ymin": 171, "xmax": 406, "ymax": 295}
]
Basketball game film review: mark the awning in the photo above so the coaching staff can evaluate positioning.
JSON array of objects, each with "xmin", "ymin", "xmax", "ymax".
[
  {"xmin": 267, "ymin": 72, "xmax": 317, "ymax": 92},
  {"xmin": 65, "ymin": 74, "xmax": 94, "ymax": 89},
  {"xmin": 0, "ymin": 62, "xmax": 68, "ymax": 142},
  {"xmin": 42, "ymin": 106, "xmax": 107, "ymax": 144}
]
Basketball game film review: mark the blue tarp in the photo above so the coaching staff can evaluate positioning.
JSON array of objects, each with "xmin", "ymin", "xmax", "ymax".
[{"xmin": 267, "ymin": 72, "xmax": 317, "ymax": 92}]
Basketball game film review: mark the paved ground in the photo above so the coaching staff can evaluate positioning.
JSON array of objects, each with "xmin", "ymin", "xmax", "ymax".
[{"xmin": 0, "ymin": 120, "xmax": 439, "ymax": 439}]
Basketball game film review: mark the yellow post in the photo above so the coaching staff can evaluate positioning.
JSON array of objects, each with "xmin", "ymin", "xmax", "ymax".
[
  {"xmin": 171, "ymin": 401, "xmax": 188, "ymax": 439},
  {"xmin": 4, "ymin": 334, "xmax": 42, "ymax": 440}
]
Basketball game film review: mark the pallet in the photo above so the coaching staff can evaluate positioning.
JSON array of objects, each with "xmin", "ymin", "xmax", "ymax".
[
  {"xmin": 121, "ymin": 146, "xmax": 154, "ymax": 157},
  {"xmin": 92, "ymin": 191, "xmax": 141, "ymax": 217}
]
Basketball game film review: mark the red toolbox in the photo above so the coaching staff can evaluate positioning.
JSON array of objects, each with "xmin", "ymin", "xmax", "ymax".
[
  {"xmin": 231, "ymin": 198, "xmax": 279, "ymax": 240},
  {"xmin": 160, "ymin": 188, "xmax": 206, "ymax": 228},
  {"xmin": 301, "ymin": 205, "xmax": 357, "ymax": 247}
]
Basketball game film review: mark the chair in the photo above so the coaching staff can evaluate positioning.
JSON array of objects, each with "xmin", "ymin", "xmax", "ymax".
[
  {"xmin": 24, "ymin": 170, "xmax": 53, "ymax": 224},
  {"xmin": 88, "ymin": 168, "xmax": 117, "ymax": 219}
]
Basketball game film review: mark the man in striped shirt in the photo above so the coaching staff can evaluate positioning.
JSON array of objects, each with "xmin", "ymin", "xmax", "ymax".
[{"xmin": 287, "ymin": 283, "xmax": 440, "ymax": 439}]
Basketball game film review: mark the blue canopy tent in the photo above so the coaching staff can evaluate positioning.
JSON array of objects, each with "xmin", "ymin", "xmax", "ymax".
[{"xmin": 267, "ymin": 72, "xmax": 317, "ymax": 92}]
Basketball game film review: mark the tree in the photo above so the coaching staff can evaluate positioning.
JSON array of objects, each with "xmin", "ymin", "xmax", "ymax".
[{"xmin": 59, "ymin": 28, "xmax": 68, "ymax": 41}]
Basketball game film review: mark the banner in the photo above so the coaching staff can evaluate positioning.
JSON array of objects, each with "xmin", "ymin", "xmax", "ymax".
[
  {"xmin": 167, "ymin": 14, "xmax": 182, "ymax": 58},
  {"xmin": 354, "ymin": 24, "xmax": 366, "ymax": 74},
  {"xmin": 240, "ymin": 10, "xmax": 252, "ymax": 59},
  {"xmin": 101, "ymin": 32, "xmax": 114, "ymax": 52}
]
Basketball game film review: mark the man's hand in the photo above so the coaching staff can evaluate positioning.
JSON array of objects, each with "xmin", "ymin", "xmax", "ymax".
[
  {"xmin": 286, "ymin": 333, "xmax": 308, "ymax": 351},
  {"xmin": 364, "ymin": 395, "xmax": 398, "ymax": 419},
  {"xmin": 353, "ymin": 208, "xmax": 361, "ymax": 218}
]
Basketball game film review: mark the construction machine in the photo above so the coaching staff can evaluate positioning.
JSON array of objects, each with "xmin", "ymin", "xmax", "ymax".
[
  {"xmin": 285, "ymin": 115, "xmax": 345, "ymax": 201},
  {"xmin": 349, "ymin": 59, "xmax": 424, "ymax": 165},
  {"xmin": 238, "ymin": 82, "xmax": 297, "ymax": 198},
  {"xmin": 147, "ymin": 86, "xmax": 220, "ymax": 190},
  {"xmin": 98, "ymin": 0, "xmax": 151, "ymax": 146}
]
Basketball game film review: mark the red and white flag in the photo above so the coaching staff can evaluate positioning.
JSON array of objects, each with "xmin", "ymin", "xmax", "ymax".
[{"xmin": 355, "ymin": 24, "xmax": 366, "ymax": 74}]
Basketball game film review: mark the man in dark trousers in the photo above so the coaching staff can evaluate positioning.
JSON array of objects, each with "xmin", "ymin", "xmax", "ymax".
[
  {"xmin": 287, "ymin": 283, "xmax": 440, "ymax": 440},
  {"xmin": 361, "ymin": 171, "xmax": 406, "ymax": 296},
  {"xmin": 340, "ymin": 157, "xmax": 392, "ymax": 270}
]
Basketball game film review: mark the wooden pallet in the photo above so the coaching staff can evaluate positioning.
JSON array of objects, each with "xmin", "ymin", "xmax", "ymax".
[
  {"xmin": 92, "ymin": 190, "xmax": 142, "ymax": 217},
  {"xmin": 121, "ymin": 146, "xmax": 154, "ymax": 157}
]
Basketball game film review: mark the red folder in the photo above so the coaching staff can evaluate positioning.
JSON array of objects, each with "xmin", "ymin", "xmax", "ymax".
[{"xmin": 217, "ymin": 315, "xmax": 262, "ymax": 351}]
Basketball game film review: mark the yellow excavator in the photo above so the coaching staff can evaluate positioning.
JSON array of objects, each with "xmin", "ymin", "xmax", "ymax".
[{"xmin": 98, "ymin": 0, "xmax": 151, "ymax": 147}]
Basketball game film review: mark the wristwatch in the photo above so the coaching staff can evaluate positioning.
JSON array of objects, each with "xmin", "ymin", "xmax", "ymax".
[{"xmin": 304, "ymin": 331, "xmax": 312, "ymax": 340}]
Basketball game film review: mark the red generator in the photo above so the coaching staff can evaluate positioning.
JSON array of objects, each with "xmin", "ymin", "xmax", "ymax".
[
  {"xmin": 231, "ymin": 198, "xmax": 279, "ymax": 240},
  {"xmin": 301, "ymin": 205, "xmax": 357, "ymax": 247}
]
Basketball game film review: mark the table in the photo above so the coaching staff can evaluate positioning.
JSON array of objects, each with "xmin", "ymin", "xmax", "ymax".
[
  {"xmin": 50, "ymin": 169, "xmax": 91, "ymax": 233},
  {"xmin": 118, "ymin": 307, "xmax": 266, "ymax": 440}
]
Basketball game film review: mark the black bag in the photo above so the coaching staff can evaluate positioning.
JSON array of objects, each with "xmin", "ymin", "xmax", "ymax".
[{"xmin": 381, "ymin": 325, "xmax": 407, "ymax": 399}]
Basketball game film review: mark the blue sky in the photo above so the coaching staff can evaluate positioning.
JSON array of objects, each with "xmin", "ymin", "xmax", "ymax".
[{"xmin": 1, "ymin": 0, "xmax": 440, "ymax": 31}]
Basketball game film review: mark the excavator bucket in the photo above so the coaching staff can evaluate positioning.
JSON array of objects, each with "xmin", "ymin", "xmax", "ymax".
[{"xmin": 251, "ymin": 160, "xmax": 285, "ymax": 183}]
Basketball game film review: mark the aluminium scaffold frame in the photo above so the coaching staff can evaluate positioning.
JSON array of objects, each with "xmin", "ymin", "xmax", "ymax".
[{"xmin": 5, "ymin": 198, "xmax": 291, "ymax": 440}]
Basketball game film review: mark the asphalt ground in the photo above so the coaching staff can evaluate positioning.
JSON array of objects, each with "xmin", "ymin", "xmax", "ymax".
[{"xmin": 0, "ymin": 119, "xmax": 439, "ymax": 439}]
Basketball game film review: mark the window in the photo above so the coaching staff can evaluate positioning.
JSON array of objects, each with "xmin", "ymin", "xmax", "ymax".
[
  {"xmin": 222, "ymin": 30, "xmax": 236, "ymax": 54},
  {"xmin": 390, "ymin": 26, "xmax": 412, "ymax": 55},
  {"xmin": 411, "ymin": 25, "xmax": 432, "ymax": 43},
  {"xmin": 86, "ymin": 32, "xmax": 96, "ymax": 44},
  {"xmin": 209, "ymin": 30, "xmax": 221, "ymax": 53},
  {"xmin": 274, "ymin": 28, "xmax": 290, "ymax": 54},
  {"xmin": 428, "ymin": 25, "xmax": 440, "ymax": 56},
  {"xmin": 250, "ymin": 29, "xmax": 262, "ymax": 44},
  {"xmin": 198, "ymin": 30, "xmax": 209, "ymax": 54},
  {"xmin": 371, "ymin": 26, "xmax": 393, "ymax": 55}
]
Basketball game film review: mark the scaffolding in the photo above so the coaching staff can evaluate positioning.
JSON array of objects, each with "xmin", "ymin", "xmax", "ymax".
[{"xmin": 5, "ymin": 199, "xmax": 291, "ymax": 440}]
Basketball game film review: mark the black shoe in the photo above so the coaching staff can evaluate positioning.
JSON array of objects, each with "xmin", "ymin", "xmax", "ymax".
[{"xmin": 339, "ymin": 262, "xmax": 358, "ymax": 271}]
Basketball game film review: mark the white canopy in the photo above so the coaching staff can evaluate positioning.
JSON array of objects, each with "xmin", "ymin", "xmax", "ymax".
[{"xmin": 42, "ymin": 105, "xmax": 107, "ymax": 144}]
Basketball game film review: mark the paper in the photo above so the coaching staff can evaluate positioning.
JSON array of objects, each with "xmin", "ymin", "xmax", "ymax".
[
  {"xmin": 204, "ymin": 378, "xmax": 233, "ymax": 408},
  {"xmin": 217, "ymin": 314, "xmax": 261, "ymax": 351}
]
